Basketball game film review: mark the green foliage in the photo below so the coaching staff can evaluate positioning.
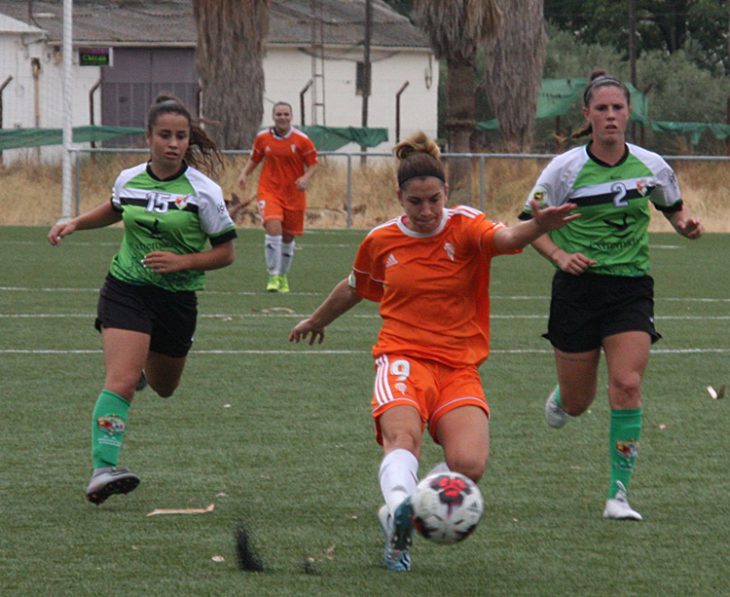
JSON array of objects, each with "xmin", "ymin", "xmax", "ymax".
[
  {"xmin": 2, "ymin": 226, "xmax": 730, "ymax": 595},
  {"xmin": 638, "ymin": 49, "xmax": 730, "ymax": 122},
  {"xmin": 539, "ymin": 27, "xmax": 730, "ymax": 153},
  {"xmin": 544, "ymin": 0, "xmax": 730, "ymax": 75}
]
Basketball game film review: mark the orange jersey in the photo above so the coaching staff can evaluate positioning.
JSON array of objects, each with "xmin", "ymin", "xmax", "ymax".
[
  {"xmin": 351, "ymin": 206, "xmax": 518, "ymax": 367},
  {"xmin": 250, "ymin": 127, "xmax": 318, "ymax": 210}
]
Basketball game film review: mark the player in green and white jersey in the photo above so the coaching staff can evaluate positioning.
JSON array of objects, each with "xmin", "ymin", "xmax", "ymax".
[
  {"xmin": 48, "ymin": 95, "xmax": 236, "ymax": 505},
  {"xmin": 519, "ymin": 71, "xmax": 703, "ymax": 521}
]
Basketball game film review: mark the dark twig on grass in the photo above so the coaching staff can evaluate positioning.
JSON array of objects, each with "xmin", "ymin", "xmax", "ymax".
[{"xmin": 234, "ymin": 523, "xmax": 264, "ymax": 572}]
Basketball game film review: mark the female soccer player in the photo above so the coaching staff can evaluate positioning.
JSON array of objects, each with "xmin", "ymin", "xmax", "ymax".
[
  {"xmin": 520, "ymin": 70, "xmax": 704, "ymax": 521},
  {"xmin": 237, "ymin": 101, "xmax": 319, "ymax": 293},
  {"xmin": 289, "ymin": 131, "xmax": 578, "ymax": 571},
  {"xmin": 48, "ymin": 95, "xmax": 237, "ymax": 505}
]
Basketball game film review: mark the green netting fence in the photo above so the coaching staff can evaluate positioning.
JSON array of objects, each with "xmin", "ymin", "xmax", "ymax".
[
  {"xmin": 476, "ymin": 78, "xmax": 730, "ymax": 145},
  {"xmin": 0, "ymin": 125, "xmax": 388, "ymax": 152}
]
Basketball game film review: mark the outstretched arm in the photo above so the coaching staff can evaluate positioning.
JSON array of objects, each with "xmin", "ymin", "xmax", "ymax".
[
  {"xmin": 48, "ymin": 201, "xmax": 122, "ymax": 246},
  {"xmin": 289, "ymin": 278, "xmax": 363, "ymax": 345},
  {"xmin": 493, "ymin": 199, "xmax": 580, "ymax": 253}
]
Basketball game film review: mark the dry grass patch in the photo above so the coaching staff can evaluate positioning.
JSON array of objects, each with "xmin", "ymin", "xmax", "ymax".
[{"xmin": 2, "ymin": 153, "xmax": 728, "ymax": 231}]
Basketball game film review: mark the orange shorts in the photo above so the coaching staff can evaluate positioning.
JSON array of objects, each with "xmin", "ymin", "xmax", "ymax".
[
  {"xmin": 371, "ymin": 354, "xmax": 490, "ymax": 445},
  {"xmin": 257, "ymin": 196, "xmax": 305, "ymax": 236}
]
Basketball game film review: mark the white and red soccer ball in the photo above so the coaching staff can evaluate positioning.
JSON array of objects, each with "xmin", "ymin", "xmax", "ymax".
[{"xmin": 412, "ymin": 472, "xmax": 484, "ymax": 545}]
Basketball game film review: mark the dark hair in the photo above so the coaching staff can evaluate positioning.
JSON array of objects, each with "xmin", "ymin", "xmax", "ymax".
[
  {"xmin": 146, "ymin": 94, "xmax": 223, "ymax": 177},
  {"xmin": 394, "ymin": 131, "xmax": 445, "ymax": 189},
  {"xmin": 582, "ymin": 70, "xmax": 631, "ymax": 107},
  {"xmin": 572, "ymin": 70, "xmax": 631, "ymax": 140}
]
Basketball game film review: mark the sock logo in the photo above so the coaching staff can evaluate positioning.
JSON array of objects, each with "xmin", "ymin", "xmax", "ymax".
[
  {"xmin": 615, "ymin": 440, "xmax": 638, "ymax": 469},
  {"xmin": 97, "ymin": 416, "xmax": 126, "ymax": 435}
]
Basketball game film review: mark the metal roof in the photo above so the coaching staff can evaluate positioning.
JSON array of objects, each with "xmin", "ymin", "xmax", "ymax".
[{"xmin": 0, "ymin": 0, "xmax": 429, "ymax": 49}]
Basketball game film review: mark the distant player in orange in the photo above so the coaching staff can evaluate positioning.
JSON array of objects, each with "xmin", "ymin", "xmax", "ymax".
[
  {"xmin": 237, "ymin": 101, "xmax": 319, "ymax": 293},
  {"xmin": 289, "ymin": 131, "xmax": 579, "ymax": 572}
]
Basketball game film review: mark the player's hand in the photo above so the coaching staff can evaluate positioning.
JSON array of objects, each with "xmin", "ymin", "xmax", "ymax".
[
  {"xmin": 48, "ymin": 220, "xmax": 77, "ymax": 246},
  {"xmin": 531, "ymin": 199, "xmax": 581, "ymax": 232},
  {"xmin": 237, "ymin": 172, "xmax": 247, "ymax": 190},
  {"xmin": 142, "ymin": 251, "xmax": 184, "ymax": 274},
  {"xmin": 675, "ymin": 217, "xmax": 704, "ymax": 239},
  {"xmin": 552, "ymin": 249, "xmax": 597, "ymax": 276},
  {"xmin": 289, "ymin": 319, "xmax": 325, "ymax": 345},
  {"xmin": 295, "ymin": 176, "xmax": 309, "ymax": 191}
]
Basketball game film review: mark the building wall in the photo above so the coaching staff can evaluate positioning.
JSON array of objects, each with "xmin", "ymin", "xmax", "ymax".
[
  {"xmin": 263, "ymin": 45, "xmax": 438, "ymax": 150},
  {"xmin": 0, "ymin": 32, "xmax": 102, "ymax": 162},
  {"xmin": 1, "ymin": 34, "xmax": 437, "ymax": 159}
]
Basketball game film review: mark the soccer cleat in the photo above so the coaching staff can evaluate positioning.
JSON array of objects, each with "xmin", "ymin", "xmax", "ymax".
[
  {"xmin": 135, "ymin": 370, "xmax": 147, "ymax": 392},
  {"xmin": 85, "ymin": 467, "xmax": 140, "ymax": 505},
  {"xmin": 392, "ymin": 496, "xmax": 415, "ymax": 551},
  {"xmin": 266, "ymin": 275, "xmax": 280, "ymax": 292},
  {"xmin": 545, "ymin": 386, "xmax": 570, "ymax": 429},
  {"xmin": 277, "ymin": 275, "xmax": 290, "ymax": 293},
  {"xmin": 603, "ymin": 481, "xmax": 643, "ymax": 521},
  {"xmin": 377, "ymin": 504, "xmax": 412, "ymax": 572}
]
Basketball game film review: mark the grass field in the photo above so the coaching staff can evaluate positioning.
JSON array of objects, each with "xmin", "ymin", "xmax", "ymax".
[{"xmin": 1, "ymin": 226, "xmax": 729, "ymax": 596}]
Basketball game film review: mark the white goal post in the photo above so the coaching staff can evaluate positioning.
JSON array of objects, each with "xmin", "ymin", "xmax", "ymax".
[{"xmin": 61, "ymin": 0, "xmax": 74, "ymax": 220}]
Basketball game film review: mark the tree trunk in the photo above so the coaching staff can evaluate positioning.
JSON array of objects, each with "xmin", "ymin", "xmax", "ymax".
[
  {"xmin": 445, "ymin": 58, "xmax": 476, "ymax": 204},
  {"xmin": 483, "ymin": 0, "xmax": 545, "ymax": 151},
  {"xmin": 193, "ymin": 0, "xmax": 270, "ymax": 149}
]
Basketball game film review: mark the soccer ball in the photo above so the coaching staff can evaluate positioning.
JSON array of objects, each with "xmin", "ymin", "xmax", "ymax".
[{"xmin": 412, "ymin": 472, "xmax": 484, "ymax": 545}]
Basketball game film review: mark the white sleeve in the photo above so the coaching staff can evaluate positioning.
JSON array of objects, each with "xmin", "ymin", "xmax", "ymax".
[
  {"xmin": 198, "ymin": 180, "xmax": 235, "ymax": 238},
  {"xmin": 650, "ymin": 163, "xmax": 682, "ymax": 208}
]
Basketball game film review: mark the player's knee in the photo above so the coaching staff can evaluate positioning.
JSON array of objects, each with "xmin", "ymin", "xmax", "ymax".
[
  {"xmin": 609, "ymin": 373, "xmax": 642, "ymax": 407},
  {"xmin": 448, "ymin": 454, "xmax": 487, "ymax": 483}
]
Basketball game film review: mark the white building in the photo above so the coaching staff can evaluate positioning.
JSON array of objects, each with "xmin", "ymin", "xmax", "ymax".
[{"xmin": 0, "ymin": 0, "xmax": 437, "ymax": 161}]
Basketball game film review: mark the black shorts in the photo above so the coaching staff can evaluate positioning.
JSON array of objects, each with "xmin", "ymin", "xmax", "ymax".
[
  {"xmin": 544, "ymin": 270, "xmax": 661, "ymax": 353},
  {"xmin": 95, "ymin": 274, "xmax": 197, "ymax": 358}
]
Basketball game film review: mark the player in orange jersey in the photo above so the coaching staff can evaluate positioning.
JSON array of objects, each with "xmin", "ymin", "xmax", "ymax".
[
  {"xmin": 289, "ymin": 131, "xmax": 579, "ymax": 572},
  {"xmin": 237, "ymin": 101, "xmax": 319, "ymax": 293}
]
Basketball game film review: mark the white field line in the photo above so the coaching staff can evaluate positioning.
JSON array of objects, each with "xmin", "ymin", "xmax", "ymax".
[
  {"xmin": 2, "ymin": 312, "xmax": 730, "ymax": 321},
  {"xmin": 4, "ymin": 285, "xmax": 730, "ymax": 304},
  {"xmin": 2, "ymin": 348, "xmax": 730, "ymax": 355}
]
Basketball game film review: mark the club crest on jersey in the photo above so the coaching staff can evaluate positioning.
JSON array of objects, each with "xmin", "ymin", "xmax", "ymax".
[
  {"xmin": 174, "ymin": 195, "xmax": 190, "ymax": 209},
  {"xmin": 443, "ymin": 242, "xmax": 456, "ymax": 261},
  {"xmin": 635, "ymin": 180, "xmax": 648, "ymax": 196},
  {"xmin": 291, "ymin": 144, "xmax": 297, "ymax": 153}
]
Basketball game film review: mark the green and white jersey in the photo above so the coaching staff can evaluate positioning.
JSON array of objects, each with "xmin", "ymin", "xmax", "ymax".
[
  {"xmin": 520, "ymin": 143, "xmax": 683, "ymax": 276},
  {"xmin": 109, "ymin": 162, "xmax": 236, "ymax": 292}
]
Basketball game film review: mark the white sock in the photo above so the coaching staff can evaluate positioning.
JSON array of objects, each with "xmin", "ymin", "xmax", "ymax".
[
  {"xmin": 264, "ymin": 234, "xmax": 282, "ymax": 275},
  {"xmin": 425, "ymin": 462, "xmax": 450, "ymax": 477},
  {"xmin": 378, "ymin": 448, "xmax": 419, "ymax": 515},
  {"xmin": 280, "ymin": 240, "xmax": 296, "ymax": 275}
]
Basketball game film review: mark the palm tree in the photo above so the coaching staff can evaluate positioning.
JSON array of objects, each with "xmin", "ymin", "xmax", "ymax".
[
  {"xmin": 413, "ymin": 0, "xmax": 502, "ymax": 200},
  {"xmin": 482, "ymin": 0, "xmax": 546, "ymax": 151},
  {"xmin": 193, "ymin": 0, "xmax": 270, "ymax": 149}
]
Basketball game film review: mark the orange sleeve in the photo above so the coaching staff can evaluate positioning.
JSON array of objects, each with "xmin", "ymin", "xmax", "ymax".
[
  {"xmin": 250, "ymin": 133, "xmax": 265, "ymax": 164},
  {"xmin": 300, "ymin": 136, "xmax": 318, "ymax": 167},
  {"xmin": 351, "ymin": 233, "xmax": 384, "ymax": 302}
]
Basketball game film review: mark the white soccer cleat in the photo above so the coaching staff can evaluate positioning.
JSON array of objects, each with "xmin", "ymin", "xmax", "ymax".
[
  {"xmin": 544, "ymin": 386, "xmax": 570, "ymax": 429},
  {"xmin": 603, "ymin": 481, "xmax": 643, "ymax": 521},
  {"xmin": 377, "ymin": 504, "xmax": 412, "ymax": 572}
]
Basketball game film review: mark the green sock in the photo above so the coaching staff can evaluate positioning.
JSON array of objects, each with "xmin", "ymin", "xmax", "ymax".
[
  {"xmin": 91, "ymin": 390, "xmax": 130, "ymax": 469},
  {"xmin": 553, "ymin": 385, "xmax": 562, "ymax": 408},
  {"xmin": 608, "ymin": 408, "xmax": 642, "ymax": 499}
]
